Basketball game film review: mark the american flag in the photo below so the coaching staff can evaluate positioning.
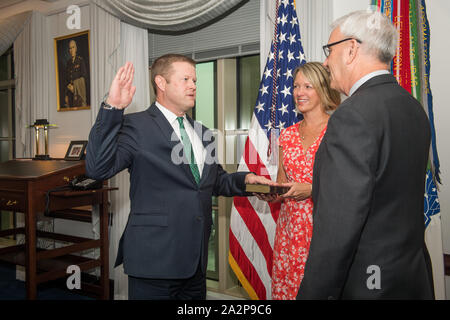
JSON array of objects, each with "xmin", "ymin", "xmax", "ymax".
[{"xmin": 228, "ymin": 0, "xmax": 306, "ymax": 300}]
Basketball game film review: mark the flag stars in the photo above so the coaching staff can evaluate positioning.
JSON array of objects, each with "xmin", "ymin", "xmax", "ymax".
[
  {"xmin": 260, "ymin": 84, "xmax": 269, "ymax": 96},
  {"xmin": 278, "ymin": 103, "xmax": 289, "ymax": 115},
  {"xmin": 277, "ymin": 121, "xmax": 286, "ymax": 130},
  {"xmin": 280, "ymin": 85, "xmax": 291, "ymax": 98},
  {"xmin": 289, "ymin": 33, "xmax": 296, "ymax": 44},
  {"xmin": 255, "ymin": 101, "xmax": 265, "ymax": 113},
  {"xmin": 281, "ymin": 0, "xmax": 290, "ymax": 7},
  {"xmin": 297, "ymin": 51, "xmax": 306, "ymax": 62},
  {"xmin": 287, "ymin": 50, "xmax": 295, "ymax": 62},
  {"xmin": 264, "ymin": 68, "xmax": 272, "ymax": 79},
  {"xmin": 284, "ymin": 68, "xmax": 293, "ymax": 79},
  {"xmin": 291, "ymin": 16, "xmax": 298, "ymax": 27},
  {"xmin": 279, "ymin": 13, "xmax": 288, "ymax": 27},
  {"xmin": 279, "ymin": 32, "xmax": 287, "ymax": 44}
]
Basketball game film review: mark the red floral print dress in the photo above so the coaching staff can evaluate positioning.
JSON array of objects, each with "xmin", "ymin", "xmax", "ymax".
[{"xmin": 271, "ymin": 121, "xmax": 327, "ymax": 300}]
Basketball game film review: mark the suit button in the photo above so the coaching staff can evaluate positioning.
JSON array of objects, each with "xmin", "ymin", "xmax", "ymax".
[
  {"xmin": 327, "ymin": 296, "xmax": 335, "ymax": 300},
  {"xmin": 196, "ymin": 216, "xmax": 203, "ymax": 221}
]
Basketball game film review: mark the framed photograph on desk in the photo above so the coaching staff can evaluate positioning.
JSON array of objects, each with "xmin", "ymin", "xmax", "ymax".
[{"xmin": 64, "ymin": 140, "xmax": 88, "ymax": 160}]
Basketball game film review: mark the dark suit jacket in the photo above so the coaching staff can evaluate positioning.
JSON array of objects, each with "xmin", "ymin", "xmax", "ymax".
[
  {"xmin": 86, "ymin": 103, "xmax": 249, "ymax": 279},
  {"xmin": 296, "ymin": 74, "xmax": 434, "ymax": 299}
]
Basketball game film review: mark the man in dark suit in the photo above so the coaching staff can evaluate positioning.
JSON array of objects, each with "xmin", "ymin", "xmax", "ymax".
[
  {"xmin": 86, "ymin": 54, "xmax": 273, "ymax": 299},
  {"xmin": 296, "ymin": 11, "xmax": 434, "ymax": 299}
]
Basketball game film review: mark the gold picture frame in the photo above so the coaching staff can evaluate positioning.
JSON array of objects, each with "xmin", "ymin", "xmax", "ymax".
[{"xmin": 54, "ymin": 30, "xmax": 91, "ymax": 111}]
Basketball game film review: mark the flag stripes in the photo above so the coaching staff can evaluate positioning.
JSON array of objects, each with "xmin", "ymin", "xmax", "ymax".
[{"xmin": 229, "ymin": 0, "xmax": 306, "ymax": 299}]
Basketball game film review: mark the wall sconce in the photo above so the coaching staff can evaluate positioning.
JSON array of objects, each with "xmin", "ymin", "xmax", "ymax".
[{"xmin": 28, "ymin": 119, "xmax": 58, "ymax": 160}]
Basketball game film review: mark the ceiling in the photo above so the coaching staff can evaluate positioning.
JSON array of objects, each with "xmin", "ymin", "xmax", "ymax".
[{"xmin": 0, "ymin": 0, "xmax": 60, "ymax": 10}]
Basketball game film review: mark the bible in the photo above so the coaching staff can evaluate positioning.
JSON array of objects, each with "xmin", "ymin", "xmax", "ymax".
[{"xmin": 245, "ymin": 184, "xmax": 290, "ymax": 194}]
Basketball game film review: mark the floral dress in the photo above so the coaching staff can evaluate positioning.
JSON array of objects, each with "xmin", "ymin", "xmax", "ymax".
[{"xmin": 271, "ymin": 121, "xmax": 327, "ymax": 300}]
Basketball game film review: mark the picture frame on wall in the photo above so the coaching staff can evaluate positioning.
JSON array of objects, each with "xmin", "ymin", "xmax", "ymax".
[
  {"xmin": 54, "ymin": 30, "xmax": 91, "ymax": 111},
  {"xmin": 64, "ymin": 140, "xmax": 88, "ymax": 160}
]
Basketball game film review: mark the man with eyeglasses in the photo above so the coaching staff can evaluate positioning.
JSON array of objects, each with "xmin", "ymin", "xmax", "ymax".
[{"xmin": 296, "ymin": 10, "xmax": 434, "ymax": 300}]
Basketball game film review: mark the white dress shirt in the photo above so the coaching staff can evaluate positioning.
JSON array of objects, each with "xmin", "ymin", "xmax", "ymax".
[{"xmin": 155, "ymin": 101, "xmax": 205, "ymax": 176}]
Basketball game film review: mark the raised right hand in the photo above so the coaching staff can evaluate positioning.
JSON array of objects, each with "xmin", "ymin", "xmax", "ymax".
[{"xmin": 106, "ymin": 61, "xmax": 136, "ymax": 109}]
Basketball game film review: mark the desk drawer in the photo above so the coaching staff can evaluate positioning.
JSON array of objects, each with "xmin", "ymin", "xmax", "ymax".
[{"xmin": 0, "ymin": 191, "xmax": 26, "ymax": 212}]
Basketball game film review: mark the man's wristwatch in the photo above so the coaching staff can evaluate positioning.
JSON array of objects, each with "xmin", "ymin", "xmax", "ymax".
[{"xmin": 102, "ymin": 101, "xmax": 118, "ymax": 110}]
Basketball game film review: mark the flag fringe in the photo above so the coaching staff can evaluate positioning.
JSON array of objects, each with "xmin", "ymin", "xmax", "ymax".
[{"xmin": 228, "ymin": 251, "xmax": 259, "ymax": 300}]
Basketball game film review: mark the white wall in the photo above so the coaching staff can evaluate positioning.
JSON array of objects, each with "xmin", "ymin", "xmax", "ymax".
[
  {"xmin": 427, "ymin": 0, "xmax": 450, "ymax": 298},
  {"xmin": 428, "ymin": 0, "xmax": 450, "ymax": 257},
  {"xmin": 331, "ymin": 0, "xmax": 450, "ymax": 299}
]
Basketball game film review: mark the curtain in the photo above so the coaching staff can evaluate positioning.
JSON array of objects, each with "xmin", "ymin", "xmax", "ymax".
[
  {"xmin": 89, "ymin": 3, "xmax": 121, "ymax": 125},
  {"xmin": 89, "ymin": 2, "xmax": 122, "ymax": 297},
  {"xmin": 108, "ymin": 21, "xmax": 150, "ymax": 300},
  {"xmin": 92, "ymin": 0, "xmax": 246, "ymax": 32},
  {"xmin": 89, "ymin": 3, "xmax": 149, "ymax": 299},
  {"xmin": 14, "ymin": 11, "xmax": 49, "ymax": 158},
  {"xmin": 14, "ymin": 15, "xmax": 33, "ymax": 159},
  {"xmin": 0, "ymin": 11, "xmax": 32, "ymax": 57},
  {"xmin": 295, "ymin": 0, "xmax": 333, "ymax": 63}
]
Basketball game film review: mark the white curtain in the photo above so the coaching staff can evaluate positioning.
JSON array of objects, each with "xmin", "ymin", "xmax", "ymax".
[
  {"xmin": 89, "ymin": 3, "xmax": 121, "ymax": 125},
  {"xmin": 14, "ymin": 15, "xmax": 32, "ymax": 159},
  {"xmin": 295, "ymin": 0, "xmax": 333, "ymax": 63},
  {"xmin": 108, "ymin": 21, "xmax": 150, "ymax": 300},
  {"xmin": 14, "ymin": 11, "xmax": 50, "ymax": 158},
  {"xmin": 92, "ymin": 0, "xmax": 246, "ymax": 32},
  {"xmin": 89, "ymin": 2, "xmax": 123, "ymax": 298}
]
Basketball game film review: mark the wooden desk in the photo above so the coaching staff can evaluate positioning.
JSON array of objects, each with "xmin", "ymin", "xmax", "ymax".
[{"xmin": 0, "ymin": 159, "xmax": 114, "ymax": 299}]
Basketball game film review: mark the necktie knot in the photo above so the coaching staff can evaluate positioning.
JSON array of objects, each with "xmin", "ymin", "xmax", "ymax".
[{"xmin": 176, "ymin": 117, "xmax": 184, "ymax": 128}]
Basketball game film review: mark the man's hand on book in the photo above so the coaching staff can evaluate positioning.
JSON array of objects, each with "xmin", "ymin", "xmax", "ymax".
[{"xmin": 244, "ymin": 173, "xmax": 276, "ymax": 186}]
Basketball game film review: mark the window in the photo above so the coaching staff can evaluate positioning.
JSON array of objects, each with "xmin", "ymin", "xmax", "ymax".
[
  {"xmin": 194, "ymin": 55, "xmax": 261, "ymax": 297},
  {"xmin": 194, "ymin": 61, "xmax": 219, "ymax": 281},
  {"xmin": 0, "ymin": 47, "xmax": 15, "ymax": 233}
]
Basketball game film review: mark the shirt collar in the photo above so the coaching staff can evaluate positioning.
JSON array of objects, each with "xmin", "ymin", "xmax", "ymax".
[
  {"xmin": 155, "ymin": 101, "xmax": 185, "ymax": 125},
  {"xmin": 349, "ymin": 70, "xmax": 390, "ymax": 96}
]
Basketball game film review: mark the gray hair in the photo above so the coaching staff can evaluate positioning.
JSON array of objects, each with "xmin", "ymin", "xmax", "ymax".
[{"xmin": 331, "ymin": 10, "xmax": 398, "ymax": 64}]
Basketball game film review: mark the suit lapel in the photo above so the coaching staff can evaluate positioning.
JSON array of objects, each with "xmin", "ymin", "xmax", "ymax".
[
  {"xmin": 147, "ymin": 104, "xmax": 179, "ymax": 147},
  {"xmin": 147, "ymin": 104, "xmax": 198, "ymax": 185}
]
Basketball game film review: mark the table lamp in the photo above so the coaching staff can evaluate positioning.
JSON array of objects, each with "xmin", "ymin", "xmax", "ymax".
[{"xmin": 28, "ymin": 119, "xmax": 58, "ymax": 160}]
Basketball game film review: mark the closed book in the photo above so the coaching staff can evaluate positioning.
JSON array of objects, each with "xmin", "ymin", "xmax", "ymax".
[{"xmin": 245, "ymin": 184, "xmax": 290, "ymax": 194}]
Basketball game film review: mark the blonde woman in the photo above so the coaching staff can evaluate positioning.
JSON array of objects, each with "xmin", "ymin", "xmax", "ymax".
[{"xmin": 271, "ymin": 62, "xmax": 340, "ymax": 300}]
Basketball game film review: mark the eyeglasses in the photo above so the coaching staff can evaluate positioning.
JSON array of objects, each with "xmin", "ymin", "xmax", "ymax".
[{"xmin": 322, "ymin": 38, "xmax": 362, "ymax": 57}]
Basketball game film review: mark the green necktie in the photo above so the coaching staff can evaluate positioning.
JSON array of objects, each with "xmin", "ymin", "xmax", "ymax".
[{"xmin": 176, "ymin": 117, "xmax": 200, "ymax": 184}]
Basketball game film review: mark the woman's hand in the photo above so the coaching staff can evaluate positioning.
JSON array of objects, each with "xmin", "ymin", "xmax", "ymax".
[
  {"xmin": 253, "ymin": 193, "xmax": 284, "ymax": 203},
  {"xmin": 280, "ymin": 182, "xmax": 312, "ymax": 201}
]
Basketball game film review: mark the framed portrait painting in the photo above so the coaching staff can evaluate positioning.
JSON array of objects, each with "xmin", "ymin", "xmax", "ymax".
[{"xmin": 54, "ymin": 30, "xmax": 91, "ymax": 111}]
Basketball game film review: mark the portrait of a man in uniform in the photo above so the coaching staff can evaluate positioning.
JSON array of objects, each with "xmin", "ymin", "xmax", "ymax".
[{"xmin": 55, "ymin": 31, "xmax": 90, "ymax": 111}]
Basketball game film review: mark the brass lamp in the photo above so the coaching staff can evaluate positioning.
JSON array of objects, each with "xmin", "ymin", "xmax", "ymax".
[{"xmin": 28, "ymin": 119, "xmax": 58, "ymax": 160}]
